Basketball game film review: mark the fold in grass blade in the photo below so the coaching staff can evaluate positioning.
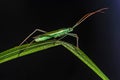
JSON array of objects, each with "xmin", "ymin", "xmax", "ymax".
[{"xmin": 0, "ymin": 40, "xmax": 109, "ymax": 80}]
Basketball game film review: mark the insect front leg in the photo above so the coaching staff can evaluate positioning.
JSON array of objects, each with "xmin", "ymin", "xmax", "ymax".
[
  {"xmin": 67, "ymin": 33, "xmax": 79, "ymax": 48},
  {"xmin": 19, "ymin": 29, "xmax": 47, "ymax": 46},
  {"xmin": 57, "ymin": 33, "xmax": 79, "ymax": 47}
]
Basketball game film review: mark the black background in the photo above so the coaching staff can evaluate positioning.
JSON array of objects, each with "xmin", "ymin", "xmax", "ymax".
[{"xmin": 0, "ymin": 0, "xmax": 119, "ymax": 80}]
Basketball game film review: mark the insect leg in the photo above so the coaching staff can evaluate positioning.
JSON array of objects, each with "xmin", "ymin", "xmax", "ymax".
[
  {"xmin": 19, "ymin": 29, "xmax": 47, "ymax": 46},
  {"xmin": 56, "ymin": 33, "xmax": 79, "ymax": 47},
  {"xmin": 57, "ymin": 35, "xmax": 68, "ymax": 41},
  {"xmin": 67, "ymin": 33, "xmax": 79, "ymax": 47}
]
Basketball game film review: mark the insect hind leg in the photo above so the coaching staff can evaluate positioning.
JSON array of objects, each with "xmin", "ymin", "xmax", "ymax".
[{"xmin": 19, "ymin": 29, "xmax": 47, "ymax": 46}]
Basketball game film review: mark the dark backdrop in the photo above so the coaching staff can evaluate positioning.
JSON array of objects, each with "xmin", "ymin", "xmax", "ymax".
[{"xmin": 0, "ymin": 0, "xmax": 119, "ymax": 80}]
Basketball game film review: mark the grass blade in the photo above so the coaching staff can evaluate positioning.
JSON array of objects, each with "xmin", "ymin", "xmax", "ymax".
[{"xmin": 0, "ymin": 40, "xmax": 109, "ymax": 80}]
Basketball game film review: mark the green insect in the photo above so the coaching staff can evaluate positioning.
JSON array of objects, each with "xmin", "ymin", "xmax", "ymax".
[{"xmin": 19, "ymin": 8, "xmax": 108, "ymax": 47}]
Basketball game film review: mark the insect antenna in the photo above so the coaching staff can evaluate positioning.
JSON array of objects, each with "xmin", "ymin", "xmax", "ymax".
[{"xmin": 72, "ymin": 8, "xmax": 108, "ymax": 29}]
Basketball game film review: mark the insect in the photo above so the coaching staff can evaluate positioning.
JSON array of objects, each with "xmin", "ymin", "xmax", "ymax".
[{"xmin": 19, "ymin": 8, "xmax": 108, "ymax": 47}]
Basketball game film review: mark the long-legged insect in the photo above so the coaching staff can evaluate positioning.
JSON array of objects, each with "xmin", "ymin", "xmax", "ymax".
[{"xmin": 19, "ymin": 8, "xmax": 108, "ymax": 47}]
